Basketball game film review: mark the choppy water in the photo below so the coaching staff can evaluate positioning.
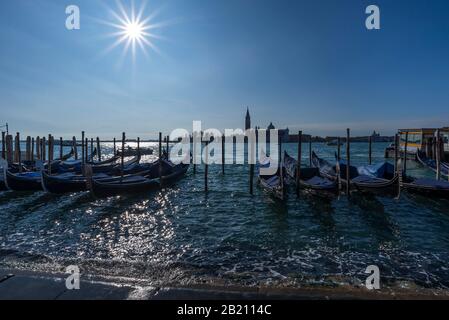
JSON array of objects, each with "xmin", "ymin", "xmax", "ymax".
[{"xmin": 1, "ymin": 142, "xmax": 449, "ymax": 292}]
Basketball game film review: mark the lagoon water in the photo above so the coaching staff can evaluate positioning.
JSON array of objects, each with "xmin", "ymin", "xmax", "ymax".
[{"xmin": 1, "ymin": 142, "xmax": 449, "ymax": 292}]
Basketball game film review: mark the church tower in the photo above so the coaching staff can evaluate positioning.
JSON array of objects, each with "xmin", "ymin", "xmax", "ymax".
[{"xmin": 245, "ymin": 107, "xmax": 251, "ymax": 130}]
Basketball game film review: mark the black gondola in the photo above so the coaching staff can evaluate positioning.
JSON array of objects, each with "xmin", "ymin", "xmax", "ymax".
[
  {"xmin": 311, "ymin": 151, "xmax": 398, "ymax": 192},
  {"xmin": 41, "ymin": 158, "xmax": 152, "ymax": 194},
  {"xmin": 416, "ymin": 150, "xmax": 449, "ymax": 178},
  {"xmin": 401, "ymin": 175, "xmax": 449, "ymax": 198},
  {"xmin": 3, "ymin": 169, "xmax": 43, "ymax": 192},
  {"xmin": 258, "ymin": 154, "xmax": 285, "ymax": 200},
  {"xmin": 90, "ymin": 159, "xmax": 189, "ymax": 197},
  {"xmin": 283, "ymin": 151, "xmax": 337, "ymax": 193}
]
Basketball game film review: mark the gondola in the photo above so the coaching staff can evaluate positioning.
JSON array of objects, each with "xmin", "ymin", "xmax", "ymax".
[
  {"xmin": 3, "ymin": 168, "xmax": 43, "ymax": 192},
  {"xmin": 89, "ymin": 159, "xmax": 189, "ymax": 197},
  {"xmin": 311, "ymin": 151, "xmax": 398, "ymax": 192},
  {"xmin": 41, "ymin": 157, "xmax": 151, "ymax": 194},
  {"xmin": 283, "ymin": 151, "xmax": 337, "ymax": 193},
  {"xmin": 58, "ymin": 155, "xmax": 140, "ymax": 174},
  {"xmin": 258, "ymin": 154, "xmax": 285, "ymax": 200},
  {"xmin": 416, "ymin": 150, "xmax": 449, "ymax": 178},
  {"xmin": 401, "ymin": 175, "xmax": 449, "ymax": 198},
  {"xmin": 5, "ymin": 154, "xmax": 141, "ymax": 193}
]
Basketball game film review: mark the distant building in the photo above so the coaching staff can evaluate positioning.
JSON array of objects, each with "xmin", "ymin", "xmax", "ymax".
[
  {"xmin": 266, "ymin": 122, "xmax": 289, "ymax": 142},
  {"xmin": 245, "ymin": 107, "xmax": 251, "ymax": 130},
  {"xmin": 243, "ymin": 108, "xmax": 289, "ymax": 142}
]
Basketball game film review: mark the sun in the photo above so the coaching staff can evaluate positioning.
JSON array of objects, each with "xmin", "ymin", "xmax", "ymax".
[
  {"xmin": 125, "ymin": 21, "xmax": 144, "ymax": 40},
  {"xmin": 98, "ymin": 0, "xmax": 165, "ymax": 64}
]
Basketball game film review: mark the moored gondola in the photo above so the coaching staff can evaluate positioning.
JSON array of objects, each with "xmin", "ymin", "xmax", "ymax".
[
  {"xmin": 89, "ymin": 159, "xmax": 189, "ymax": 197},
  {"xmin": 258, "ymin": 154, "xmax": 285, "ymax": 200},
  {"xmin": 401, "ymin": 175, "xmax": 449, "ymax": 198},
  {"xmin": 3, "ymin": 168, "xmax": 43, "ymax": 192},
  {"xmin": 283, "ymin": 151, "xmax": 337, "ymax": 193},
  {"xmin": 41, "ymin": 159, "xmax": 154, "ymax": 194},
  {"xmin": 416, "ymin": 150, "xmax": 449, "ymax": 178},
  {"xmin": 311, "ymin": 151, "xmax": 398, "ymax": 192}
]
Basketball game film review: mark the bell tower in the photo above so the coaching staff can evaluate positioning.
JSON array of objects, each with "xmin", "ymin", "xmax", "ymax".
[{"xmin": 245, "ymin": 107, "xmax": 251, "ymax": 130}]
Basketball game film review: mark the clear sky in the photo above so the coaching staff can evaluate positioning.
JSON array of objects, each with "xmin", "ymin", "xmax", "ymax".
[{"xmin": 1, "ymin": 0, "xmax": 449, "ymax": 139}]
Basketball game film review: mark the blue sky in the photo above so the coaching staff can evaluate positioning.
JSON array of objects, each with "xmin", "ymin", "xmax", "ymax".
[{"xmin": 1, "ymin": 0, "xmax": 449, "ymax": 139}]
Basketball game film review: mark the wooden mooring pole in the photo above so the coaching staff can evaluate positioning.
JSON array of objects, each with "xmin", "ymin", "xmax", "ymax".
[
  {"xmin": 113, "ymin": 138, "xmax": 116, "ymax": 156},
  {"xmin": 26, "ymin": 136, "xmax": 31, "ymax": 161},
  {"xmin": 121, "ymin": 132, "xmax": 125, "ymax": 179},
  {"xmin": 72, "ymin": 136, "xmax": 78, "ymax": 160},
  {"xmin": 249, "ymin": 130, "xmax": 255, "ymax": 195},
  {"xmin": 59, "ymin": 137, "xmax": 63, "ymax": 160},
  {"xmin": 166, "ymin": 136, "xmax": 169, "ymax": 155},
  {"xmin": 337, "ymin": 137, "xmax": 341, "ymax": 161},
  {"xmin": 90, "ymin": 138, "xmax": 94, "ymax": 160},
  {"xmin": 309, "ymin": 136, "xmax": 312, "ymax": 167},
  {"xmin": 81, "ymin": 131, "xmax": 85, "ymax": 164},
  {"xmin": 14, "ymin": 132, "xmax": 19, "ymax": 163},
  {"xmin": 36, "ymin": 136, "xmax": 41, "ymax": 160},
  {"xmin": 137, "ymin": 137, "xmax": 140, "ymax": 158},
  {"xmin": 159, "ymin": 132, "xmax": 162, "ymax": 187},
  {"xmin": 346, "ymin": 128, "xmax": 350, "ymax": 196},
  {"xmin": 31, "ymin": 137, "xmax": 34, "ymax": 161},
  {"xmin": 368, "ymin": 135, "xmax": 372, "ymax": 165},
  {"xmin": 85, "ymin": 138, "xmax": 88, "ymax": 162},
  {"xmin": 41, "ymin": 136, "xmax": 46, "ymax": 163},
  {"xmin": 205, "ymin": 141, "xmax": 209, "ymax": 193},
  {"xmin": 1, "ymin": 131, "xmax": 5, "ymax": 159},
  {"xmin": 6, "ymin": 135, "xmax": 13, "ymax": 165},
  {"xmin": 16, "ymin": 133, "xmax": 22, "ymax": 173},
  {"xmin": 48, "ymin": 135, "xmax": 53, "ymax": 175},
  {"xmin": 158, "ymin": 132, "xmax": 162, "ymax": 159},
  {"xmin": 96, "ymin": 137, "xmax": 101, "ymax": 161},
  {"xmin": 394, "ymin": 133, "xmax": 399, "ymax": 175},
  {"xmin": 436, "ymin": 129, "xmax": 441, "ymax": 180},
  {"xmin": 222, "ymin": 134, "xmax": 225, "ymax": 175},
  {"xmin": 403, "ymin": 132, "xmax": 408, "ymax": 176},
  {"xmin": 296, "ymin": 131, "xmax": 302, "ymax": 196},
  {"xmin": 193, "ymin": 134, "xmax": 197, "ymax": 174},
  {"xmin": 395, "ymin": 134, "xmax": 401, "ymax": 199}
]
